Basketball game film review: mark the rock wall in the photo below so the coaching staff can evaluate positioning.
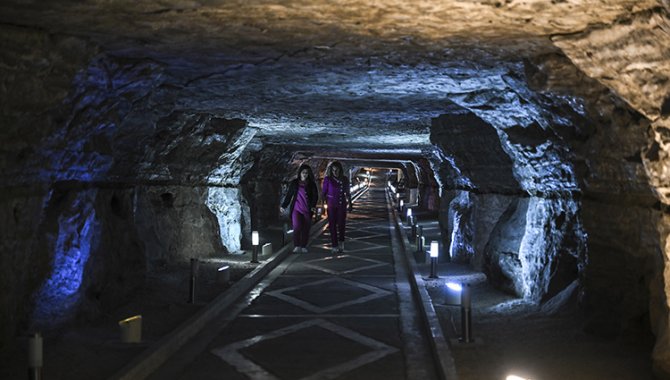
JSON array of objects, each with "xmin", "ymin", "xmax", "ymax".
[
  {"xmin": 0, "ymin": 39, "xmax": 259, "ymax": 350},
  {"xmin": 0, "ymin": 27, "xmax": 101, "ymax": 349},
  {"xmin": 527, "ymin": 48, "xmax": 666, "ymax": 373},
  {"xmin": 428, "ymin": 48, "xmax": 668, "ymax": 374},
  {"xmin": 0, "ymin": 185, "xmax": 56, "ymax": 350},
  {"xmin": 548, "ymin": 7, "xmax": 670, "ymax": 372},
  {"xmin": 137, "ymin": 186, "xmax": 226, "ymax": 264}
]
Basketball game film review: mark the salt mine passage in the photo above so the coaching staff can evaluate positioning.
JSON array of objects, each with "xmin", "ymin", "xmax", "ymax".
[{"xmin": 1, "ymin": 1, "xmax": 669, "ymax": 379}]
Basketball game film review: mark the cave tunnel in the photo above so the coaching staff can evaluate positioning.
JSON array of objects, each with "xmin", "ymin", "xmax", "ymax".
[{"xmin": 1, "ymin": 1, "xmax": 670, "ymax": 379}]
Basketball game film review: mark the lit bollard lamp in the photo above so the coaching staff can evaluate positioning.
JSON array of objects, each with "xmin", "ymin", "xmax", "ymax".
[
  {"xmin": 188, "ymin": 258, "xmax": 199, "ymax": 304},
  {"xmin": 460, "ymin": 283, "xmax": 473, "ymax": 343},
  {"xmin": 28, "ymin": 332, "xmax": 42, "ymax": 380},
  {"xmin": 217, "ymin": 265, "xmax": 230, "ymax": 284},
  {"xmin": 406, "ymin": 207, "xmax": 412, "ymax": 223},
  {"xmin": 506, "ymin": 375, "xmax": 532, "ymax": 380},
  {"xmin": 399, "ymin": 199, "xmax": 404, "ymax": 213},
  {"xmin": 444, "ymin": 282, "xmax": 462, "ymax": 305},
  {"xmin": 251, "ymin": 231, "xmax": 260, "ymax": 263},
  {"xmin": 118, "ymin": 315, "xmax": 142, "ymax": 343},
  {"xmin": 411, "ymin": 217, "xmax": 418, "ymax": 237},
  {"xmin": 429, "ymin": 241, "xmax": 439, "ymax": 278},
  {"xmin": 415, "ymin": 226, "xmax": 424, "ymax": 253}
]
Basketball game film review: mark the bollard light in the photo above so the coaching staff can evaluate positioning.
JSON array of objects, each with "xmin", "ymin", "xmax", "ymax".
[
  {"xmin": 28, "ymin": 332, "xmax": 42, "ymax": 380},
  {"xmin": 118, "ymin": 315, "xmax": 142, "ymax": 343},
  {"xmin": 262, "ymin": 242, "xmax": 272, "ymax": 257},
  {"xmin": 445, "ymin": 282, "xmax": 462, "ymax": 305},
  {"xmin": 460, "ymin": 283, "xmax": 473, "ymax": 343},
  {"xmin": 251, "ymin": 231, "xmax": 260, "ymax": 263},
  {"xmin": 217, "ymin": 265, "xmax": 230, "ymax": 284},
  {"xmin": 399, "ymin": 199, "xmax": 404, "ymax": 212},
  {"xmin": 429, "ymin": 241, "xmax": 439, "ymax": 278},
  {"xmin": 415, "ymin": 225, "xmax": 423, "ymax": 253},
  {"xmin": 406, "ymin": 207, "xmax": 412, "ymax": 218},
  {"xmin": 447, "ymin": 282, "xmax": 462, "ymax": 291}
]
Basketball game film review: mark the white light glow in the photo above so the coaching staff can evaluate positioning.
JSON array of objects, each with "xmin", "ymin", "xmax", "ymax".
[
  {"xmin": 446, "ymin": 282, "xmax": 462, "ymax": 291},
  {"xmin": 399, "ymin": 200, "xmax": 404, "ymax": 208},
  {"xmin": 430, "ymin": 241, "xmax": 439, "ymax": 258},
  {"xmin": 506, "ymin": 376, "xmax": 531, "ymax": 380},
  {"xmin": 252, "ymin": 231, "xmax": 259, "ymax": 246},
  {"xmin": 407, "ymin": 208, "xmax": 412, "ymax": 217},
  {"xmin": 218, "ymin": 265, "xmax": 230, "ymax": 272}
]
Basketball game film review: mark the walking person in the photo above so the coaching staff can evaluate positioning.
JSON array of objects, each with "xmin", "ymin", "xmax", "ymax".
[
  {"xmin": 322, "ymin": 161, "xmax": 353, "ymax": 253},
  {"xmin": 281, "ymin": 164, "xmax": 319, "ymax": 253}
]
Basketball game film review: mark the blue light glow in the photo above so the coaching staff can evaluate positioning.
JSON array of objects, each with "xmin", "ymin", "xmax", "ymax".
[
  {"xmin": 35, "ymin": 57, "xmax": 162, "ymax": 184},
  {"xmin": 446, "ymin": 282, "xmax": 463, "ymax": 291},
  {"xmin": 33, "ymin": 193, "xmax": 97, "ymax": 326}
]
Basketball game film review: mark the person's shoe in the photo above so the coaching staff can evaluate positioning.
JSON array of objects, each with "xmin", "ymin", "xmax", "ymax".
[
  {"xmin": 301, "ymin": 247, "xmax": 308, "ymax": 253},
  {"xmin": 331, "ymin": 247, "xmax": 339, "ymax": 254},
  {"xmin": 293, "ymin": 247, "xmax": 300, "ymax": 254},
  {"xmin": 338, "ymin": 242, "xmax": 344, "ymax": 253}
]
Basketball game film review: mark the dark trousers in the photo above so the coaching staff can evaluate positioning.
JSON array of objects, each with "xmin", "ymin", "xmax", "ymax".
[
  {"xmin": 292, "ymin": 211, "xmax": 311, "ymax": 248},
  {"xmin": 327, "ymin": 203, "xmax": 347, "ymax": 247}
]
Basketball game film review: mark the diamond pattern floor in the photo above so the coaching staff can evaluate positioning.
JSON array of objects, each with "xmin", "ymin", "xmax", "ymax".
[{"xmin": 169, "ymin": 185, "xmax": 431, "ymax": 380}]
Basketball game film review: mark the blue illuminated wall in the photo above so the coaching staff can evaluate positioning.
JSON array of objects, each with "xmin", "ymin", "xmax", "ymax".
[
  {"xmin": 29, "ymin": 55, "xmax": 163, "ymax": 327},
  {"xmin": 32, "ymin": 190, "xmax": 99, "ymax": 327}
]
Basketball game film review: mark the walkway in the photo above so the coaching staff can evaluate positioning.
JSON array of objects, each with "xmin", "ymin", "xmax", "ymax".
[{"xmin": 150, "ymin": 185, "xmax": 439, "ymax": 380}]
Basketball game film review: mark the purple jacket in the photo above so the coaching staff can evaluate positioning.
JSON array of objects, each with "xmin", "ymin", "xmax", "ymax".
[{"xmin": 322, "ymin": 176, "xmax": 351, "ymax": 207}]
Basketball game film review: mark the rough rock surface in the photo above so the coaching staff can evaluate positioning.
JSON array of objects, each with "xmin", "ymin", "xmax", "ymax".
[{"xmin": 1, "ymin": 0, "xmax": 670, "ymax": 376}]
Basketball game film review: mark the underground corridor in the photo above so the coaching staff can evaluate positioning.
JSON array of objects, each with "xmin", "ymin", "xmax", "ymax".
[{"xmin": 1, "ymin": 1, "xmax": 670, "ymax": 379}]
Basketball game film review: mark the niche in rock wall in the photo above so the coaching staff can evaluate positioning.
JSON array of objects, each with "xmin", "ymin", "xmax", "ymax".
[{"xmin": 161, "ymin": 192, "xmax": 174, "ymax": 208}]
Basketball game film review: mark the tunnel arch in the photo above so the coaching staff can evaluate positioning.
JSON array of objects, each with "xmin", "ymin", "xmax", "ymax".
[{"xmin": 1, "ymin": 1, "xmax": 669, "ymax": 375}]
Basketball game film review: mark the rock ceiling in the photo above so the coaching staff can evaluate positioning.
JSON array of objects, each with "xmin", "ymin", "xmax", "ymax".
[{"xmin": 0, "ymin": 0, "xmax": 666, "ymax": 155}]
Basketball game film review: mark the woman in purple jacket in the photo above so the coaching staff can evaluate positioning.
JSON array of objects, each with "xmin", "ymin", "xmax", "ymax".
[
  {"xmin": 322, "ymin": 161, "xmax": 352, "ymax": 253},
  {"xmin": 281, "ymin": 164, "xmax": 319, "ymax": 253}
]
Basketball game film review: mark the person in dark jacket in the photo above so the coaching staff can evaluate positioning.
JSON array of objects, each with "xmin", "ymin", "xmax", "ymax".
[{"xmin": 281, "ymin": 164, "xmax": 319, "ymax": 253}]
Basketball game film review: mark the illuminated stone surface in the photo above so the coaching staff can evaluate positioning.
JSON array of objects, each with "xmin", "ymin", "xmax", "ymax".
[{"xmin": 1, "ymin": 0, "xmax": 669, "ymax": 375}]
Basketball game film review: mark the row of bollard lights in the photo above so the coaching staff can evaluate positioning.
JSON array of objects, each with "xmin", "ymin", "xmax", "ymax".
[
  {"xmin": 394, "ymin": 188, "xmax": 476, "ymax": 345},
  {"xmin": 390, "ymin": 185, "xmax": 533, "ymax": 379}
]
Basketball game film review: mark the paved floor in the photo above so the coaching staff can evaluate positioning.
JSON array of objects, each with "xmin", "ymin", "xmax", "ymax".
[{"xmin": 150, "ymin": 186, "xmax": 439, "ymax": 380}]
